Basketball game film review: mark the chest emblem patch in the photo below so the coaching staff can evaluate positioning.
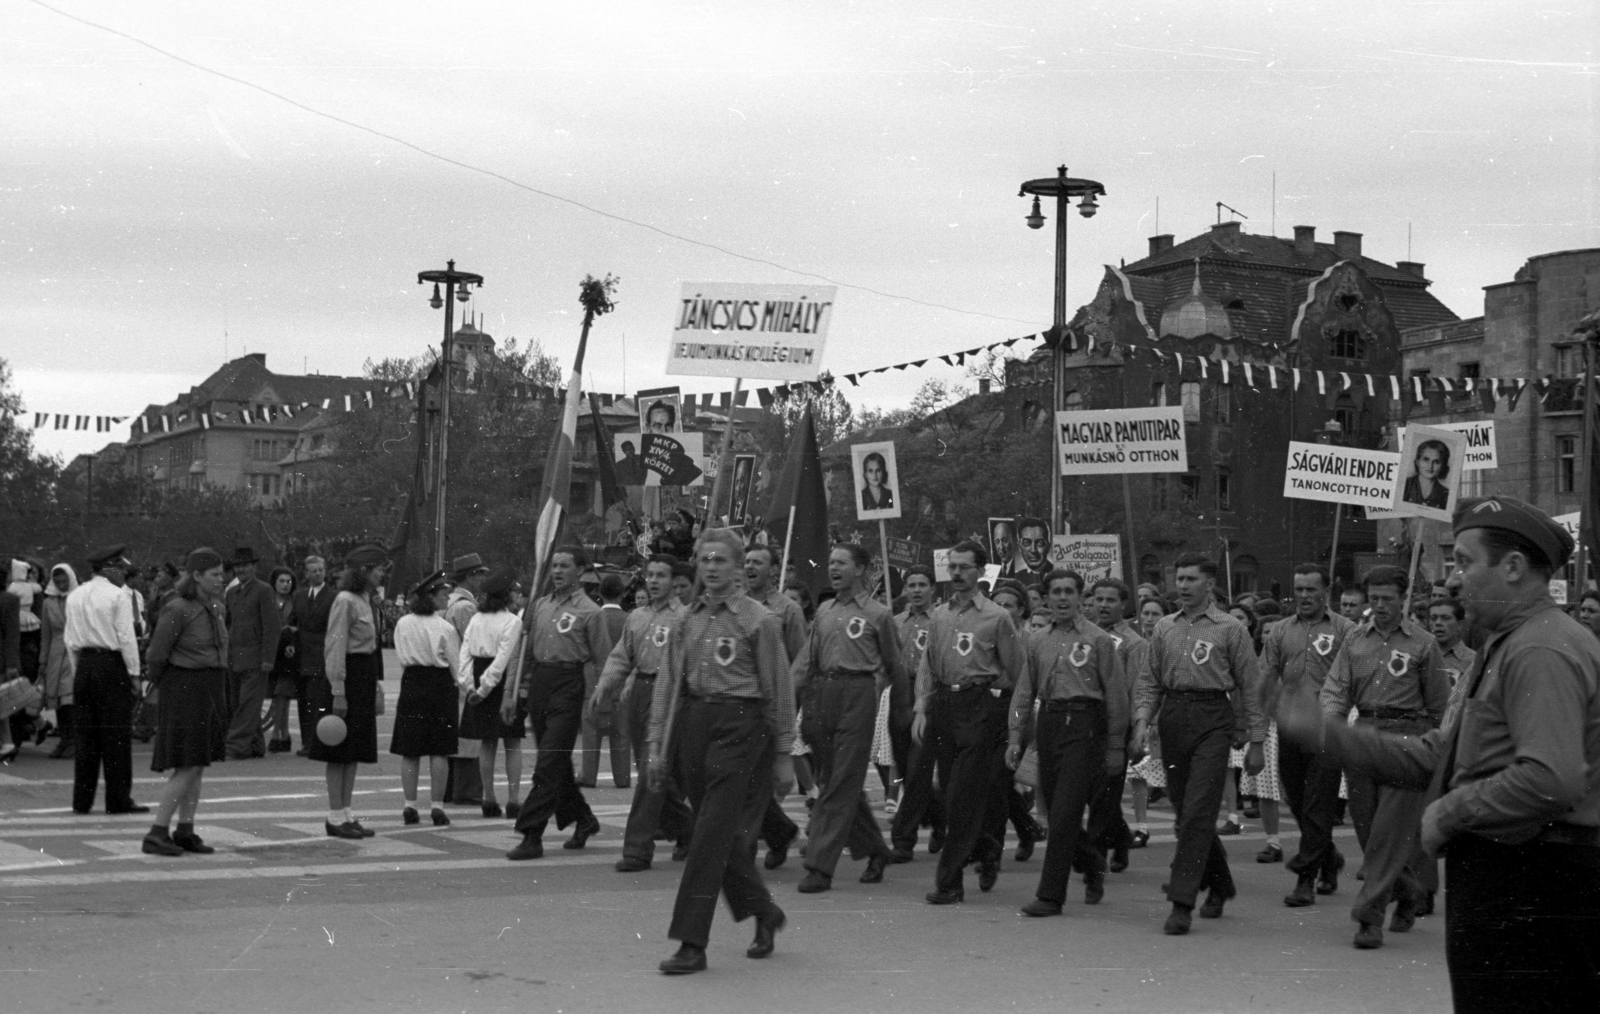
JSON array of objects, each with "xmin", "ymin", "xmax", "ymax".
[
  {"xmin": 714, "ymin": 636, "xmax": 737, "ymax": 667},
  {"xmin": 1312, "ymin": 632, "xmax": 1335, "ymax": 656},
  {"xmin": 1387, "ymin": 649, "xmax": 1412, "ymax": 677},
  {"xmin": 846, "ymin": 616, "xmax": 867, "ymax": 640},
  {"xmin": 1068, "ymin": 642, "xmax": 1091, "ymax": 668},
  {"xmin": 1110, "ymin": 634, "xmax": 1124, "ymax": 649},
  {"xmin": 556, "ymin": 611, "xmax": 576, "ymax": 634},
  {"xmin": 955, "ymin": 631, "xmax": 974, "ymax": 657},
  {"xmin": 914, "ymin": 629, "xmax": 929, "ymax": 652},
  {"xmin": 1444, "ymin": 667, "xmax": 1462, "ymax": 686},
  {"xmin": 1190, "ymin": 639, "xmax": 1214, "ymax": 666},
  {"xmin": 651, "ymin": 625, "xmax": 670, "ymax": 648}
]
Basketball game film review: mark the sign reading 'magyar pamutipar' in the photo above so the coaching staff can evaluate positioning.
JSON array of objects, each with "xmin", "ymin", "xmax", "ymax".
[
  {"xmin": 665, "ymin": 282, "xmax": 836, "ymax": 382},
  {"xmin": 1055, "ymin": 406, "xmax": 1188, "ymax": 475}
]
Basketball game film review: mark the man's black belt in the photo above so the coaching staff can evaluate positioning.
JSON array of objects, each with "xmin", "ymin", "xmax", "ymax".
[
  {"xmin": 684, "ymin": 692, "xmax": 759, "ymax": 706},
  {"xmin": 79, "ymin": 647, "xmax": 123, "ymax": 656},
  {"xmin": 1359, "ymin": 706, "xmax": 1425, "ymax": 721},
  {"xmin": 1043, "ymin": 697, "xmax": 1102, "ymax": 713},
  {"xmin": 938, "ymin": 678, "xmax": 996, "ymax": 693},
  {"xmin": 531, "ymin": 660, "xmax": 584, "ymax": 675},
  {"xmin": 1165, "ymin": 688, "xmax": 1229, "ymax": 701},
  {"xmin": 1537, "ymin": 823, "xmax": 1600, "ymax": 848},
  {"xmin": 819, "ymin": 669, "xmax": 876, "ymax": 680}
]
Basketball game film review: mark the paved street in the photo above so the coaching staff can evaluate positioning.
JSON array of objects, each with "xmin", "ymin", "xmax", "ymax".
[{"xmin": 1, "ymin": 672, "xmax": 1451, "ymax": 1013}]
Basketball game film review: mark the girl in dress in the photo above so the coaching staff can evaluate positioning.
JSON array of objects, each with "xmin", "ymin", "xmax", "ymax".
[
  {"xmin": 390, "ymin": 569, "xmax": 460, "ymax": 826},
  {"xmin": 311, "ymin": 544, "xmax": 387, "ymax": 839},
  {"xmin": 457, "ymin": 567, "xmax": 526, "ymax": 819}
]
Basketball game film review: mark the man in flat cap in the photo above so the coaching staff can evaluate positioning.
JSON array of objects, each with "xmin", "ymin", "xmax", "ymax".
[
  {"xmin": 1278, "ymin": 496, "xmax": 1600, "ymax": 1010},
  {"xmin": 63, "ymin": 545, "xmax": 148, "ymax": 814}
]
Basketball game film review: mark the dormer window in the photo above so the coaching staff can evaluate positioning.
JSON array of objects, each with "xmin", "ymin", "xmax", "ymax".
[{"xmin": 1330, "ymin": 328, "xmax": 1366, "ymax": 360}]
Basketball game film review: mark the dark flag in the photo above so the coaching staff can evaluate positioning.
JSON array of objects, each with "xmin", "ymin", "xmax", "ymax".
[
  {"xmin": 764, "ymin": 406, "xmax": 830, "ymax": 601},
  {"xmin": 387, "ymin": 363, "xmax": 439, "ymax": 592},
  {"xmin": 588, "ymin": 393, "xmax": 623, "ymax": 512}
]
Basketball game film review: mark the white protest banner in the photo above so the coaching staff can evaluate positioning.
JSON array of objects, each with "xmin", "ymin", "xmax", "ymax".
[
  {"xmin": 1057, "ymin": 406, "xmax": 1187, "ymax": 475},
  {"xmin": 1397, "ymin": 420, "xmax": 1496, "ymax": 471},
  {"xmin": 666, "ymin": 282, "xmax": 835, "ymax": 382},
  {"xmin": 852, "ymin": 441, "xmax": 902, "ymax": 521},
  {"xmin": 1555, "ymin": 511, "xmax": 1581, "ymax": 541},
  {"xmin": 933, "ymin": 548, "xmax": 951, "ymax": 583},
  {"xmin": 1049, "ymin": 534, "xmax": 1122, "ymax": 583},
  {"xmin": 1283, "ymin": 441, "xmax": 1400, "ymax": 509},
  {"xmin": 1392, "ymin": 423, "xmax": 1467, "ymax": 521},
  {"xmin": 1550, "ymin": 579, "xmax": 1570, "ymax": 606}
]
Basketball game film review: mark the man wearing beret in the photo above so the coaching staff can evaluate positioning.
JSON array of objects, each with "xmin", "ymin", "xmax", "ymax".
[
  {"xmin": 63, "ymin": 545, "xmax": 148, "ymax": 814},
  {"xmin": 1278, "ymin": 496, "xmax": 1600, "ymax": 1010}
]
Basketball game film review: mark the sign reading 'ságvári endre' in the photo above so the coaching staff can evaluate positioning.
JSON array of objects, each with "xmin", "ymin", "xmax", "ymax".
[
  {"xmin": 1282, "ymin": 441, "xmax": 1400, "ymax": 509},
  {"xmin": 1055, "ymin": 406, "xmax": 1188, "ymax": 475},
  {"xmin": 666, "ymin": 282, "xmax": 835, "ymax": 382}
]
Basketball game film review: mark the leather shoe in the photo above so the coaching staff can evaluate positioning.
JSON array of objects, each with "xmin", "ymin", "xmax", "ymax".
[
  {"xmin": 1084, "ymin": 869, "xmax": 1105, "ymax": 905},
  {"xmin": 503, "ymin": 800, "xmax": 520, "ymax": 821},
  {"xmin": 1317, "ymin": 853, "xmax": 1344, "ymax": 895},
  {"xmin": 859, "ymin": 855, "xmax": 888, "ymax": 884},
  {"xmin": 658, "ymin": 944, "xmax": 706, "ymax": 975},
  {"xmin": 1389, "ymin": 903, "xmax": 1417, "ymax": 934},
  {"xmin": 506, "ymin": 834, "xmax": 544, "ymax": 861},
  {"xmin": 350, "ymin": 820, "xmax": 375, "ymax": 838},
  {"xmin": 1014, "ymin": 832, "xmax": 1035, "ymax": 862},
  {"xmin": 1109, "ymin": 845, "xmax": 1129, "ymax": 873},
  {"xmin": 1164, "ymin": 904, "xmax": 1192, "ymax": 935},
  {"xmin": 430, "ymin": 808, "xmax": 451, "ymax": 827},
  {"xmin": 888, "ymin": 847, "xmax": 914, "ymax": 865},
  {"xmin": 564, "ymin": 815, "xmax": 601, "ymax": 850},
  {"xmin": 1130, "ymin": 829, "xmax": 1149, "ymax": 848},
  {"xmin": 109, "ymin": 803, "xmax": 151, "ymax": 815},
  {"xmin": 402, "ymin": 807, "xmax": 420, "ymax": 825},
  {"xmin": 614, "ymin": 856, "xmax": 652, "ymax": 873},
  {"xmin": 925, "ymin": 887, "xmax": 964, "ymax": 905},
  {"xmin": 1284, "ymin": 875, "xmax": 1316, "ymax": 908},
  {"xmin": 1020, "ymin": 898, "xmax": 1062, "ymax": 917},
  {"xmin": 141, "ymin": 829, "xmax": 185, "ymax": 856},
  {"xmin": 977, "ymin": 859, "xmax": 999, "ymax": 893},
  {"xmin": 928, "ymin": 828, "xmax": 946, "ymax": 854},
  {"xmin": 747, "ymin": 907, "xmax": 786, "ymax": 959},
  {"xmin": 1256, "ymin": 843, "xmax": 1283, "ymax": 863},
  {"xmin": 1217, "ymin": 819, "xmax": 1242, "ymax": 836},
  {"xmin": 671, "ymin": 840, "xmax": 690, "ymax": 862},
  {"xmin": 764, "ymin": 836, "xmax": 793, "ymax": 869},
  {"xmin": 325, "ymin": 821, "xmax": 364, "ymax": 840},
  {"xmin": 481, "ymin": 802, "xmax": 503, "ymax": 819},
  {"xmin": 1199, "ymin": 888, "xmax": 1232, "ymax": 919},
  {"xmin": 1354, "ymin": 922, "xmax": 1384, "ymax": 949},
  {"xmin": 172, "ymin": 831, "xmax": 214, "ymax": 854},
  {"xmin": 797, "ymin": 870, "xmax": 832, "ymax": 893}
]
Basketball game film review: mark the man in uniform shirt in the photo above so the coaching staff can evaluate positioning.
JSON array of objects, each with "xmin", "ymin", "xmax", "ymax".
[
  {"xmin": 1010, "ymin": 569, "xmax": 1127, "ymax": 915},
  {"xmin": 1279, "ymin": 495, "xmax": 1600, "ymax": 1010},
  {"xmin": 64, "ymin": 545, "xmax": 148, "ymax": 815},
  {"xmin": 593, "ymin": 555, "xmax": 691, "ymax": 871},
  {"xmin": 506, "ymin": 546, "xmax": 613, "ymax": 860},
  {"xmin": 1319, "ymin": 565, "xmax": 1450, "ymax": 949},
  {"xmin": 445, "ymin": 553, "xmax": 490, "ymax": 639},
  {"xmin": 579, "ymin": 573, "xmax": 632, "ymax": 789},
  {"xmin": 889, "ymin": 565, "xmax": 947, "ymax": 861},
  {"xmin": 743, "ymin": 544, "xmax": 807, "ymax": 870},
  {"xmin": 911, "ymin": 540, "xmax": 1026, "ymax": 904},
  {"xmin": 647, "ymin": 529, "xmax": 794, "ymax": 975},
  {"xmin": 1087, "ymin": 577, "xmax": 1146, "ymax": 873},
  {"xmin": 1132, "ymin": 553, "xmax": 1264, "ymax": 935},
  {"xmin": 792, "ymin": 544, "xmax": 907, "ymax": 892},
  {"xmin": 1429, "ymin": 596, "xmax": 1475, "ymax": 694},
  {"xmin": 1261, "ymin": 563, "xmax": 1355, "ymax": 907}
]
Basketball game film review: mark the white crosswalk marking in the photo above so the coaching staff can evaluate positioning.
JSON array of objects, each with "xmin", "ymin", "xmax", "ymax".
[{"xmin": 273, "ymin": 824, "xmax": 445, "ymax": 855}]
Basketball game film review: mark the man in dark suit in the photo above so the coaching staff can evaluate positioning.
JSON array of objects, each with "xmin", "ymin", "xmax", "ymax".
[
  {"xmin": 289, "ymin": 555, "xmax": 335, "ymax": 756},
  {"xmin": 222, "ymin": 547, "xmax": 281, "ymax": 759}
]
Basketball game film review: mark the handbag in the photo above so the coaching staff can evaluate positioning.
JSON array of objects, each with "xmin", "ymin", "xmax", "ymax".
[{"xmin": 0, "ymin": 677, "xmax": 43, "ymax": 721}]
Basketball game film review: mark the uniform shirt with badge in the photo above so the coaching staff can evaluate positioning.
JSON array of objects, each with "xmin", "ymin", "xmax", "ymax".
[
  {"xmin": 1319, "ymin": 616, "xmax": 1451, "ymax": 724},
  {"xmin": 1134, "ymin": 604, "xmax": 1266, "ymax": 742},
  {"xmin": 913, "ymin": 592, "xmax": 1025, "ymax": 714},
  {"xmin": 646, "ymin": 592, "xmax": 796, "ymax": 753},
  {"xmin": 1010, "ymin": 614, "xmax": 1129, "ymax": 756},
  {"xmin": 1262, "ymin": 609, "xmax": 1355, "ymax": 692},
  {"xmin": 525, "ymin": 587, "xmax": 611, "ymax": 675},
  {"xmin": 1437, "ymin": 640, "xmax": 1476, "ymax": 690},
  {"xmin": 596, "ymin": 598, "xmax": 683, "ymax": 693},
  {"xmin": 894, "ymin": 605, "xmax": 935, "ymax": 681},
  {"xmin": 794, "ymin": 589, "xmax": 905, "ymax": 687}
]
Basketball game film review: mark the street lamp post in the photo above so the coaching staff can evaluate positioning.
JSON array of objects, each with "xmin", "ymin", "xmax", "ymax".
[
  {"xmin": 1019, "ymin": 165, "xmax": 1105, "ymax": 536},
  {"xmin": 416, "ymin": 260, "xmax": 484, "ymax": 571}
]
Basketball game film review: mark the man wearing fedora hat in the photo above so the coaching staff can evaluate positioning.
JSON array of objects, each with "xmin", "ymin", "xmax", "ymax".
[
  {"xmin": 223, "ymin": 546, "xmax": 281, "ymax": 760},
  {"xmin": 446, "ymin": 554, "xmax": 491, "ymax": 640}
]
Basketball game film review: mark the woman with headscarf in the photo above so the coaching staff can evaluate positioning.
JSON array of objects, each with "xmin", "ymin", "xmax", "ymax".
[
  {"xmin": 265, "ymin": 567, "xmax": 299, "ymax": 754},
  {"xmin": 140, "ymin": 548, "xmax": 231, "ymax": 856},
  {"xmin": 309, "ymin": 544, "xmax": 387, "ymax": 839},
  {"xmin": 38, "ymin": 563, "xmax": 79, "ymax": 758}
]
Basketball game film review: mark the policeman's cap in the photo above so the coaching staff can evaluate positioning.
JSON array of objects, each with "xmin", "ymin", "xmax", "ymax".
[{"xmin": 88, "ymin": 543, "xmax": 132, "ymax": 570}]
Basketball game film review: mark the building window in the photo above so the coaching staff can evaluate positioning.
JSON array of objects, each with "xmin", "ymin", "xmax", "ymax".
[
  {"xmin": 1459, "ymin": 362, "xmax": 1480, "ymax": 380},
  {"xmin": 1331, "ymin": 328, "xmax": 1366, "ymax": 360},
  {"xmin": 1181, "ymin": 382, "xmax": 1201, "ymax": 423},
  {"xmin": 1216, "ymin": 467, "xmax": 1231, "ymax": 510},
  {"xmin": 1333, "ymin": 396, "xmax": 1358, "ymax": 437},
  {"xmin": 1558, "ymin": 435, "xmax": 1578, "ymax": 493},
  {"xmin": 1214, "ymin": 385, "xmax": 1232, "ymax": 422},
  {"xmin": 1410, "ymin": 368, "xmax": 1431, "ymax": 389},
  {"xmin": 1179, "ymin": 472, "xmax": 1200, "ymax": 504},
  {"xmin": 1152, "ymin": 382, "xmax": 1167, "ymax": 407}
]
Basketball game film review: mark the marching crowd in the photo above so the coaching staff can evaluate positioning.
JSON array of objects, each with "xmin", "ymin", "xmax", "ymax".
[{"xmin": 1, "ymin": 492, "xmax": 1596, "ymax": 1010}]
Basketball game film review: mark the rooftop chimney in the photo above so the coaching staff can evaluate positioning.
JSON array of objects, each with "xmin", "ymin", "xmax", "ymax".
[
  {"xmin": 1333, "ymin": 230, "xmax": 1362, "ymax": 260},
  {"xmin": 1293, "ymin": 226, "xmax": 1315, "ymax": 256},
  {"xmin": 1148, "ymin": 234, "xmax": 1174, "ymax": 257},
  {"xmin": 1210, "ymin": 221, "xmax": 1242, "ymax": 240},
  {"xmin": 1396, "ymin": 261, "xmax": 1426, "ymax": 278}
]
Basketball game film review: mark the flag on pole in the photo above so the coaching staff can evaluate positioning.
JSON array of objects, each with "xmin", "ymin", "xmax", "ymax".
[
  {"xmin": 588, "ymin": 393, "xmax": 623, "ymax": 513},
  {"xmin": 764, "ymin": 406, "xmax": 831, "ymax": 601},
  {"xmin": 386, "ymin": 363, "xmax": 440, "ymax": 593}
]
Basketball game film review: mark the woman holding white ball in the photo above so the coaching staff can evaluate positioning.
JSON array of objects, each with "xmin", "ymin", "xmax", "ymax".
[{"xmin": 309, "ymin": 543, "xmax": 388, "ymax": 839}]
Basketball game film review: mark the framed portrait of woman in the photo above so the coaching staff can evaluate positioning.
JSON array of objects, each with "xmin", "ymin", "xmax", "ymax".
[
  {"xmin": 1392, "ymin": 423, "xmax": 1466, "ymax": 522},
  {"xmin": 851, "ymin": 441, "xmax": 902, "ymax": 521}
]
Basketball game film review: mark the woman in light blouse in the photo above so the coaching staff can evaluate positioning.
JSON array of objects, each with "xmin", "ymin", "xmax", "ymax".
[
  {"xmin": 312, "ymin": 543, "xmax": 387, "ymax": 839},
  {"xmin": 140, "ymin": 547, "xmax": 230, "ymax": 857},
  {"xmin": 457, "ymin": 567, "xmax": 526, "ymax": 819},
  {"xmin": 390, "ymin": 568, "xmax": 460, "ymax": 826}
]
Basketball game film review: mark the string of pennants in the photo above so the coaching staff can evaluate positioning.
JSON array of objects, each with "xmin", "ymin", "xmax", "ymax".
[{"xmin": 29, "ymin": 414, "xmax": 129, "ymax": 432}]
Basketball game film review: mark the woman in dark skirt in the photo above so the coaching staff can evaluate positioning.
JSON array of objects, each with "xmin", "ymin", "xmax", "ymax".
[
  {"xmin": 266, "ymin": 566, "xmax": 299, "ymax": 753},
  {"xmin": 140, "ymin": 547, "xmax": 231, "ymax": 857},
  {"xmin": 390, "ymin": 569, "xmax": 460, "ymax": 826},
  {"xmin": 309, "ymin": 543, "xmax": 387, "ymax": 840},
  {"xmin": 456, "ymin": 567, "xmax": 527, "ymax": 819}
]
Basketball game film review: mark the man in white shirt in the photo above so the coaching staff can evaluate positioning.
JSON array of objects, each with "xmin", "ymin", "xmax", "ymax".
[{"xmin": 64, "ymin": 545, "xmax": 148, "ymax": 815}]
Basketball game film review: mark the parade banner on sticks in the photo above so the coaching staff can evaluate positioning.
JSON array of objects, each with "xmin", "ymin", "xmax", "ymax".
[
  {"xmin": 666, "ymin": 282, "xmax": 836, "ymax": 382},
  {"xmin": 1282, "ymin": 442, "xmax": 1400, "ymax": 509},
  {"xmin": 1049, "ymin": 534, "xmax": 1122, "ymax": 583},
  {"xmin": 1056, "ymin": 406, "xmax": 1187, "ymax": 475},
  {"xmin": 1396, "ymin": 420, "xmax": 1497, "ymax": 471}
]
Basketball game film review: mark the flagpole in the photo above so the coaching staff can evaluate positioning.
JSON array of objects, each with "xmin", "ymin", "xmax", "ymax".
[
  {"xmin": 1407, "ymin": 518, "xmax": 1427, "ymax": 601},
  {"xmin": 1328, "ymin": 503, "xmax": 1342, "ymax": 581},
  {"xmin": 709, "ymin": 378, "xmax": 743, "ymax": 524},
  {"xmin": 1576, "ymin": 333, "xmax": 1596, "ymax": 593},
  {"xmin": 879, "ymin": 518, "xmax": 891, "ymax": 604},
  {"xmin": 779, "ymin": 506, "xmax": 797, "ymax": 591}
]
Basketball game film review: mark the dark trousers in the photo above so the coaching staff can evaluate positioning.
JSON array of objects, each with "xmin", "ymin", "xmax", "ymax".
[
  {"xmin": 1346, "ymin": 717, "xmax": 1430, "ymax": 926},
  {"xmin": 513, "ymin": 666, "xmax": 595, "ymax": 838},
  {"xmin": 668, "ymin": 698, "xmax": 780, "ymax": 949},
  {"xmin": 621, "ymin": 678, "xmax": 693, "ymax": 862},
  {"xmin": 1445, "ymin": 833, "xmax": 1600, "ymax": 1012},
  {"xmin": 72, "ymin": 651, "xmax": 135, "ymax": 813},
  {"xmin": 801, "ymin": 676, "xmax": 890, "ymax": 877},
  {"xmin": 1034, "ymin": 702, "xmax": 1106, "ymax": 904},
  {"xmin": 1089, "ymin": 764, "xmax": 1131, "ymax": 855},
  {"xmin": 890, "ymin": 726, "xmax": 949, "ymax": 851},
  {"xmin": 1278, "ymin": 735, "xmax": 1344, "ymax": 879},
  {"xmin": 931, "ymin": 687, "xmax": 1011, "ymax": 893},
  {"xmin": 580, "ymin": 705, "xmax": 631, "ymax": 787},
  {"xmin": 224, "ymin": 667, "xmax": 267, "ymax": 758},
  {"xmin": 1159, "ymin": 694, "xmax": 1236, "ymax": 909}
]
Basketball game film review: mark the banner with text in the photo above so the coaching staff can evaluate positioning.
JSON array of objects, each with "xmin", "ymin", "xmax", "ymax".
[
  {"xmin": 666, "ymin": 281, "xmax": 835, "ymax": 382},
  {"xmin": 886, "ymin": 537, "xmax": 923, "ymax": 570},
  {"xmin": 1397, "ymin": 420, "xmax": 1497, "ymax": 471},
  {"xmin": 1056, "ymin": 406, "xmax": 1188, "ymax": 475},
  {"xmin": 1282, "ymin": 441, "xmax": 1400, "ymax": 509},
  {"xmin": 1049, "ymin": 533, "xmax": 1123, "ymax": 583}
]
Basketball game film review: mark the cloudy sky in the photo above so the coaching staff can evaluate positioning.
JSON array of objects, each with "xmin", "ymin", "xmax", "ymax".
[{"xmin": 6, "ymin": 0, "xmax": 1596, "ymax": 461}]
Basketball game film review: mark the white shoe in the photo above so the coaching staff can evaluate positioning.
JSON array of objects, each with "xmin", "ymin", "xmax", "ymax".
[{"xmin": 884, "ymin": 799, "xmax": 899, "ymax": 815}]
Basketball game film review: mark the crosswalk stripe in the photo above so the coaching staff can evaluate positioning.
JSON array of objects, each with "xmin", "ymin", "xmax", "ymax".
[{"xmin": 0, "ymin": 853, "xmax": 622, "ymax": 889}]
